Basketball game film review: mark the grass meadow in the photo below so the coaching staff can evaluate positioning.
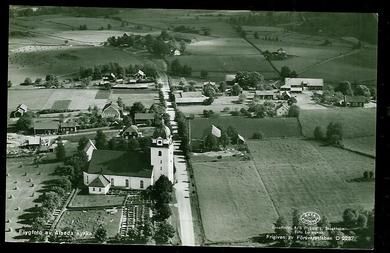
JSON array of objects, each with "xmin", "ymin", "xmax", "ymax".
[
  {"xmin": 299, "ymin": 107, "xmax": 376, "ymax": 138},
  {"xmin": 189, "ymin": 117, "xmax": 301, "ymax": 140},
  {"xmin": 248, "ymin": 139, "xmax": 375, "ymax": 221},
  {"xmin": 192, "ymin": 160, "xmax": 278, "ymax": 243}
]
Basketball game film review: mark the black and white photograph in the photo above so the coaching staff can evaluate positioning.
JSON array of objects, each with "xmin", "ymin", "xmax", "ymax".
[{"xmin": 5, "ymin": 5, "xmax": 380, "ymax": 250}]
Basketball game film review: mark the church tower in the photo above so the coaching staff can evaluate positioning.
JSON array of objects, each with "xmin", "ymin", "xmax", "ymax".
[{"xmin": 150, "ymin": 122, "xmax": 174, "ymax": 184}]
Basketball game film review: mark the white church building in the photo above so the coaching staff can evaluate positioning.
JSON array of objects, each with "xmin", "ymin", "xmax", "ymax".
[{"xmin": 83, "ymin": 124, "xmax": 174, "ymax": 194}]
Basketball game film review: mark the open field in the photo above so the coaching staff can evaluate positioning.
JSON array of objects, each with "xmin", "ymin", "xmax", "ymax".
[
  {"xmin": 302, "ymin": 47, "xmax": 377, "ymax": 82},
  {"xmin": 8, "ymin": 46, "xmax": 164, "ymax": 85},
  {"xmin": 8, "ymin": 88, "xmax": 157, "ymax": 114},
  {"xmin": 186, "ymin": 38, "xmax": 259, "ymax": 55},
  {"xmin": 51, "ymin": 100, "xmax": 71, "ymax": 110},
  {"xmin": 248, "ymin": 138, "xmax": 375, "ymax": 221},
  {"xmin": 110, "ymin": 90, "xmax": 157, "ymax": 108},
  {"xmin": 69, "ymin": 194, "xmax": 126, "ymax": 208},
  {"xmin": 342, "ymin": 136, "xmax": 376, "ymax": 157},
  {"xmin": 5, "ymin": 156, "xmax": 64, "ymax": 241},
  {"xmin": 299, "ymin": 108, "xmax": 376, "ymax": 138},
  {"xmin": 192, "ymin": 161, "xmax": 278, "ymax": 243},
  {"xmin": 189, "ymin": 117, "xmax": 301, "ymax": 140},
  {"xmin": 56, "ymin": 209, "xmax": 122, "ymax": 239}
]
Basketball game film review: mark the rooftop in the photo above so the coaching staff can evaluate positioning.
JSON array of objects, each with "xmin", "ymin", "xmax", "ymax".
[
  {"xmin": 255, "ymin": 90, "xmax": 276, "ymax": 96},
  {"xmin": 34, "ymin": 120, "xmax": 59, "ymax": 130},
  {"xmin": 89, "ymin": 175, "xmax": 110, "ymax": 188},
  {"xmin": 87, "ymin": 149, "xmax": 152, "ymax": 178},
  {"xmin": 134, "ymin": 113, "xmax": 155, "ymax": 120},
  {"xmin": 285, "ymin": 78, "xmax": 324, "ymax": 87},
  {"xmin": 225, "ymin": 74, "xmax": 236, "ymax": 82}
]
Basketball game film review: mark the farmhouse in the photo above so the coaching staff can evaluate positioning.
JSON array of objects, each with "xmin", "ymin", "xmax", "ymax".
[
  {"xmin": 59, "ymin": 121, "xmax": 78, "ymax": 134},
  {"xmin": 172, "ymin": 49, "xmax": 181, "ymax": 56},
  {"xmin": 33, "ymin": 120, "xmax": 59, "ymax": 135},
  {"xmin": 12, "ymin": 104, "xmax": 28, "ymax": 117},
  {"xmin": 101, "ymin": 102, "xmax": 122, "ymax": 119},
  {"xmin": 343, "ymin": 95, "xmax": 366, "ymax": 107},
  {"xmin": 283, "ymin": 78, "xmax": 324, "ymax": 92},
  {"xmin": 23, "ymin": 136, "xmax": 41, "ymax": 149},
  {"xmin": 134, "ymin": 70, "xmax": 146, "ymax": 80},
  {"xmin": 174, "ymin": 91, "xmax": 207, "ymax": 105},
  {"xmin": 276, "ymin": 103, "xmax": 290, "ymax": 117},
  {"xmin": 121, "ymin": 125, "xmax": 143, "ymax": 139},
  {"xmin": 255, "ymin": 90, "xmax": 276, "ymax": 100},
  {"xmin": 83, "ymin": 124, "xmax": 174, "ymax": 194},
  {"xmin": 134, "ymin": 113, "xmax": 155, "ymax": 125}
]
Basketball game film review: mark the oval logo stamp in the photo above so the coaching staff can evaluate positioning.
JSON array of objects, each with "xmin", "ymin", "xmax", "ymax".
[{"xmin": 299, "ymin": 211, "xmax": 321, "ymax": 225}]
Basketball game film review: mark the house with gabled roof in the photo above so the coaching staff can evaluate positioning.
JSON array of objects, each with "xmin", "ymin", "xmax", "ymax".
[
  {"xmin": 84, "ymin": 139, "xmax": 97, "ymax": 162},
  {"xmin": 101, "ymin": 102, "xmax": 122, "ymax": 120},
  {"xmin": 83, "ymin": 123, "xmax": 174, "ymax": 194},
  {"xmin": 33, "ymin": 120, "xmax": 59, "ymax": 135}
]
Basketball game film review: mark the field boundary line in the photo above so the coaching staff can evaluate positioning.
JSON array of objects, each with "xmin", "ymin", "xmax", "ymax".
[{"xmin": 248, "ymin": 159, "xmax": 280, "ymax": 218}]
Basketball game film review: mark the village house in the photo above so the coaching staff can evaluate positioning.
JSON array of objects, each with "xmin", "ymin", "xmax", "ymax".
[
  {"xmin": 255, "ymin": 90, "xmax": 277, "ymax": 100},
  {"xmin": 23, "ymin": 136, "xmax": 41, "ymax": 150},
  {"xmin": 101, "ymin": 102, "xmax": 122, "ymax": 120},
  {"xmin": 134, "ymin": 113, "xmax": 155, "ymax": 126},
  {"xmin": 59, "ymin": 121, "xmax": 79, "ymax": 134},
  {"xmin": 174, "ymin": 91, "xmax": 207, "ymax": 105},
  {"xmin": 33, "ymin": 120, "xmax": 59, "ymax": 135},
  {"xmin": 276, "ymin": 103, "xmax": 290, "ymax": 117},
  {"xmin": 343, "ymin": 95, "xmax": 366, "ymax": 107},
  {"xmin": 83, "ymin": 124, "xmax": 174, "ymax": 194},
  {"xmin": 134, "ymin": 70, "xmax": 146, "ymax": 80},
  {"xmin": 12, "ymin": 104, "xmax": 28, "ymax": 117},
  {"xmin": 172, "ymin": 49, "xmax": 181, "ymax": 56},
  {"xmin": 121, "ymin": 125, "xmax": 143, "ymax": 139},
  {"xmin": 282, "ymin": 78, "xmax": 324, "ymax": 93}
]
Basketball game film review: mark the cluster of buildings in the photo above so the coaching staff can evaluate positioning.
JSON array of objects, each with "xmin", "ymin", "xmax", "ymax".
[{"xmin": 99, "ymin": 70, "xmax": 150, "ymax": 89}]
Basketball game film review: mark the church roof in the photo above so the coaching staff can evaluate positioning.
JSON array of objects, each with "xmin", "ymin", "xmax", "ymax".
[
  {"xmin": 87, "ymin": 149, "xmax": 152, "ymax": 178},
  {"xmin": 89, "ymin": 175, "xmax": 110, "ymax": 187}
]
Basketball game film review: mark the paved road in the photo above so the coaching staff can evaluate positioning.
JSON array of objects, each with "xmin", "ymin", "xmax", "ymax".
[{"xmin": 158, "ymin": 72, "xmax": 195, "ymax": 246}]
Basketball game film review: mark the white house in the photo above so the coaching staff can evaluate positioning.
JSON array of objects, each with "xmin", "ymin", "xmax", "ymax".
[
  {"xmin": 134, "ymin": 70, "xmax": 146, "ymax": 80},
  {"xmin": 172, "ymin": 49, "xmax": 181, "ymax": 56},
  {"xmin": 101, "ymin": 102, "xmax": 122, "ymax": 120},
  {"xmin": 83, "ymin": 124, "xmax": 174, "ymax": 194},
  {"xmin": 276, "ymin": 103, "xmax": 290, "ymax": 117}
]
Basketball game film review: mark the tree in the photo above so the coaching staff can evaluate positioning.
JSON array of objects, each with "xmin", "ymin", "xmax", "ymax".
[
  {"xmin": 37, "ymin": 206, "xmax": 52, "ymax": 220},
  {"xmin": 179, "ymin": 40, "xmax": 186, "ymax": 53},
  {"xmin": 204, "ymin": 133, "xmax": 218, "ymax": 151},
  {"xmin": 107, "ymin": 23, "xmax": 112, "ymax": 30},
  {"xmin": 24, "ymin": 77, "xmax": 33, "ymax": 85},
  {"xmin": 7, "ymin": 80, "xmax": 12, "ymax": 88},
  {"xmin": 41, "ymin": 191, "xmax": 61, "ymax": 211},
  {"xmin": 54, "ymin": 177, "xmax": 72, "ymax": 192},
  {"xmin": 288, "ymin": 105, "xmax": 300, "ymax": 117},
  {"xmin": 130, "ymin": 102, "xmax": 146, "ymax": 118},
  {"xmin": 235, "ymin": 71, "xmax": 264, "ymax": 89},
  {"xmin": 354, "ymin": 84, "xmax": 371, "ymax": 98},
  {"xmin": 127, "ymin": 138, "xmax": 140, "ymax": 151},
  {"xmin": 274, "ymin": 216, "xmax": 289, "ymax": 236},
  {"xmin": 313, "ymin": 126, "xmax": 324, "ymax": 140},
  {"xmin": 254, "ymin": 31, "xmax": 259, "ymax": 39},
  {"xmin": 342, "ymin": 208, "xmax": 359, "ymax": 227},
  {"xmin": 200, "ymin": 70, "xmax": 208, "ymax": 79},
  {"xmin": 252, "ymin": 132, "xmax": 263, "ymax": 139},
  {"xmin": 231, "ymin": 83, "xmax": 242, "ymax": 96},
  {"xmin": 219, "ymin": 130, "xmax": 230, "ymax": 148},
  {"xmin": 336, "ymin": 81, "xmax": 354, "ymax": 96},
  {"xmin": 55, "ymin": 141, "xmax": 66, "ymax": 162},
  {"xmin": 95, "ymin": 130, "xmax": 107, "ymax": 149},
  {"xmin": 78, "ymin": 136, "xmax": 89, "ymax": 151},
  {"xmin": 227, "ymin": 126, "xmax": 239, "ymax": 144},
  {"xmin": 238, "ymin": 94, "xmax": 246, "ymax": 104},
  {"xmin": 15, "ymin": 114, "xmax": 33, "ymax": 132},
  {"xmin": 154, "ymin": 202, "xmax": 172, "ymax": 221},
  {"xmin": 326, "ymin": 122, "xmax": 343, "ymax": 144},
  {"xmin": 203, "ymin": 83, "xmax": 216, "ymax": 98},
  {"xmin": 127, "ymin": 226, "xmax": 141, "ymax": 242},
  {"xmin": 153, "ymin": 221, "xmax": 175, "ymax": 244},
  {"xmin": 94, "ymin": 225, "xmax": 108, "ymax": 243},
  {"xmin": 49, "ymin": 185, "xmax": 66, "ymax": 197},
  {"xmin": 219, "ymin": 81, "xmax": 227, "ymax": 92}
]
